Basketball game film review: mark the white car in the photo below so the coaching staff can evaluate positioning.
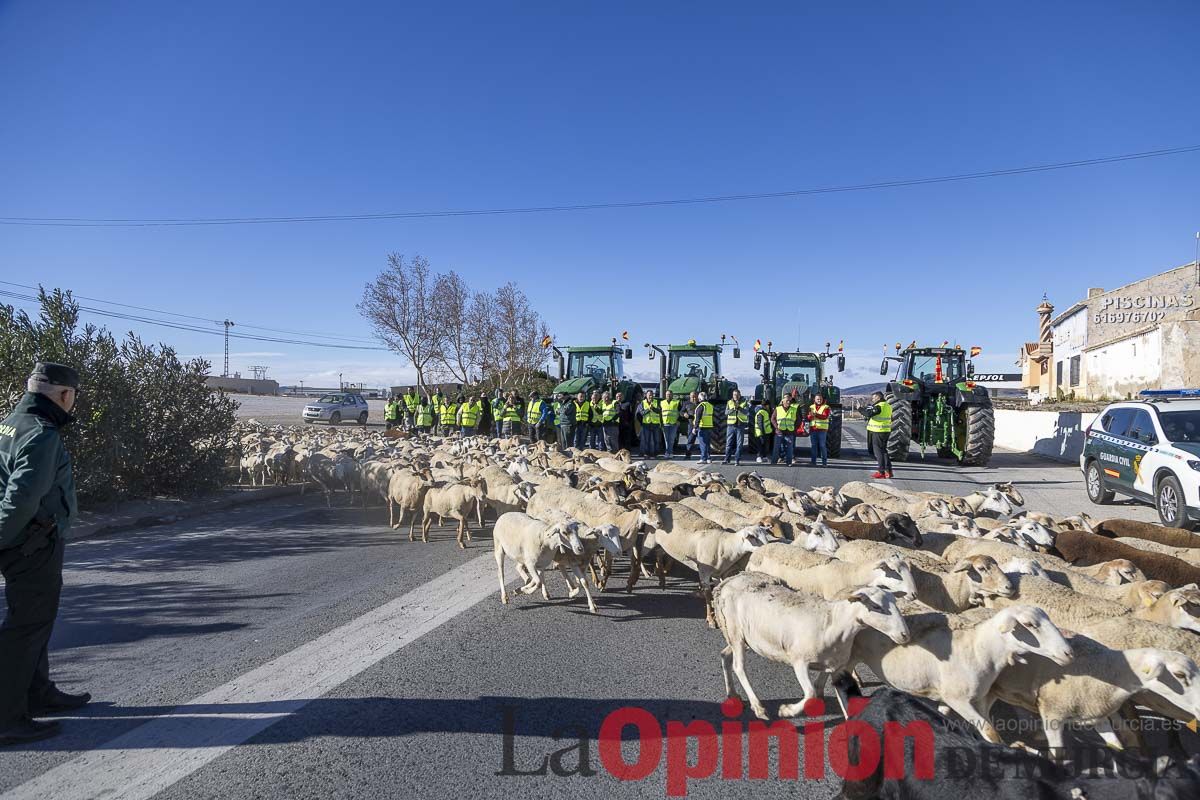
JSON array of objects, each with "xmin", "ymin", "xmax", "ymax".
[
  {"xmin": 302, "ymin": 393, "xmax": 370, "ymax": 425},
  {"xmin": 1080, "ymin": 390, "xmax": 1200, "ymax": 529}
]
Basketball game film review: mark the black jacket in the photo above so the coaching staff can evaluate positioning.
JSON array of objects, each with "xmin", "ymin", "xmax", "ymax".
[{"xmin": 0, "ymin": 392, "xmax": 77, "ymax": 550}]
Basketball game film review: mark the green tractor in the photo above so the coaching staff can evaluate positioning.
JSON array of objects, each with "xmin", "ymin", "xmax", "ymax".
[
  {"xmin": 753, "ymin": 342, "xmax": 846, "ymax": 458},
  {"xmin": 645, "ymin": 336, "xmax": 741, "ymax": 454},
  {"xmin": 550, "ymin": 339, "xmax": 643, "ymax": 447},
  {"xmin": 879, "ymin": 344, "xmax": 995, "ymax": 466}
]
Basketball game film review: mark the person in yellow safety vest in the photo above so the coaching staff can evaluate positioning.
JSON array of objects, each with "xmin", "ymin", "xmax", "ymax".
[
  {"xmin": 659, "ymin": 390, "xmax": 680, "ymax": 459},
  {"xmin": 572, "ymin": 391, "xmax": 591, "ymax": 450},
  {"xmin": 415, "ymin": 397, "xmax": 434, "ymax": 433},
  {"xmin": 525, "ymin": 390, "xmax": 548, "ymax": 441},
  {"xmin": 384, "ymin": 397, "xmax": 402, "ymax": 431},
  {"xmin": 807, "ymin": 392, "xmax": 833, "ymax": 468},
  {"xmin": 403, "ymin": 388, "xmax": 420, "ymax": 430},
  {"xmin": 637, "ymin": 390, "xmax": 660, "ymax": 458},
  {"xmin": 687, "ymin": 392, "xmax": 715, "ymax": 464},
  {"xmin": 458, "ymin": 396, "xmax": 482, "ymax": 437},
  {"xmin": 440, "ymin": 396, "xmax": 460, "ymax": 434},
  {"xmin": 598, "ymin": 391, "xmax": 620, "ymax": 453},
  {"xmin": 721, "ymin": 389, "xmax": 750, "ymax": 467},
  {"xmin": 586, "ymin": 390, "xmax": 603, "ymax": 450},
  {"xmin": 772, "ymin": 394, "xmax": 798, "ymax": 466},
  {"xmin": 431, "ymin": 390, "xmax": 445, "ymax": 434},
  {"xmin": 753, "ymin": 402, "xmax": 774, "ymax": 464},
  {"xmin": 862, "ymin": 390, "xmax": 893, "ymax": 479},
  {"xmin": 500, "ymin": 391, "xmax": 523, "ymax": 438}
]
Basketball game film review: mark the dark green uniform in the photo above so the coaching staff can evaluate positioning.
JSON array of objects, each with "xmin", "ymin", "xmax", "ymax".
[{"xmin": 0, "ymin": 391, "xmax": 78, "ymax": 729}]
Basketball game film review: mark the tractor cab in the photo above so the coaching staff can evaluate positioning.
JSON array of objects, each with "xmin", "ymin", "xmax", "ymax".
[
  {"xmin": 551, "ymin": 341, "xmax": 636, "ymax": 399},
  {"xmin": 895, "ymin": 347, "xmax": 972, "ymax": 394}
]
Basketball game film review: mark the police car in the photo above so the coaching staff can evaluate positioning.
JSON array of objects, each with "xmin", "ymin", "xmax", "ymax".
[{"xmin": 1081, "ymin": 389, "xmax": 1200, "ymax": 529}]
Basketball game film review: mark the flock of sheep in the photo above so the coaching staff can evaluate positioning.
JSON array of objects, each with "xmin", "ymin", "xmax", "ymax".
[{"xmin": 233, "ymin": 421, "xmax": 1200, "ymax": 791}]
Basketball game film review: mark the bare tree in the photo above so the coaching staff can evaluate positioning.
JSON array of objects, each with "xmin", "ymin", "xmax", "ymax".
[
  {"xmin": 466, "ymin": 290, "xmax": 502, "ymax": 387},
  {"xmin": 358, "ymin": 253, "xmax": 441, "ymax": 391},
  {"xmin": 429, "ymin": 271, "xmax": 475, "ymax": 384},
  {"xmin": 492, "ymin": 282, "xmax": 549, "ymax": 388}
]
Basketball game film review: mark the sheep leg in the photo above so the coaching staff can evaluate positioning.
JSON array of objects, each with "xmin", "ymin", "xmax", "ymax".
[
  {"xmin": 729, "ymin": 640, "xmax": 769, "ymax": 721},
  {"xmin": 388, "ymin": 496, "xmax": 396, "ymax": 529},
  {"xmin": 540, "ymin": 573, "xmax": 552, "ymax": 600},
  {"xmin": 656, "ymin": 552, "xmax": 669, "ymax": 589},
  {"xmin": 456, "ymin": 518, "xmax": 467, "ymax": 549},
  {"xmin": 624, "ymin": 551, "xmax": 640, "ymax": 593},
  {"xmin": 944, "ymin": 697, "xmax": 1002, "ymax": 744},
  {"xmin": 719, "ymin": 645, "xmax": 738, "ymax": 699},
  {"xmin": 516, "ymin": 562, "xmax": 541, "ymax": 594},
  {"xmin": 1093, "ymin": 718, "xmax": 1124, "ymax": 751},
  {"xmin": 777, "ymin": 664, "xmax": 818, "ymax": 718},
  {"xmin": 571, "ymin": 565, "xmax": 596, "ymax": 613},
  {"xmin": 698, "ymin": 567, "xmax": 717, "ymax": 627},
  {"xmin": 408, "ymin": 508, "xmax": 418, "ymax": 541},
  {"xmin": 588, "ymin": 560, "xmax": 601, "ymax": 589},
  {"xmin": 421, "ymin": 514, "xmax": 432, "ymax": 543},
  {"xmin": 495, "ymin": 545, "xmax": 509, "ymax": 605},
  {"xmin": 562, "ymin": 567, "xmax": 582, "ymax": 597}
]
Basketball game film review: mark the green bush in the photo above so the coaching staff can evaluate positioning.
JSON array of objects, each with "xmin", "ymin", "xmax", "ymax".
[{"xmin": 0, "ymin": 289, "xmax": 238, "ymax": 505}]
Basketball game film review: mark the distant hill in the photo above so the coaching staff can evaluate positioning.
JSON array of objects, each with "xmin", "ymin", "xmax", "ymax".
[{"xmin": 842, "ymin": 382, "xmax": 887, "ymax": 396}]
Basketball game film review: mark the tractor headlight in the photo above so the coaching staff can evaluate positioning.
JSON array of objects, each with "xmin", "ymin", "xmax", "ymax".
[{"xmin": 1188, "ymin": 460, "xmax": 1200, "ymax": 473}]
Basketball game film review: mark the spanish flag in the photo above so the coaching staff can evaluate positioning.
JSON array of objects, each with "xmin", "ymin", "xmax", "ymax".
[
  {"xmin": 837, "ymin": 340, "xmax": 844, "ymax": 352},
  {"xmin": 942, "ymin": 340, "xmax": 949, "ymax": 347},
  {"xmin": 907, "ymin": 340, "xmax": 917, "ymax": 350},
  {"xmin": 540, "ymin": 335, "xmax": 552, "ymax": 349},
  {"xmin": 753, "ymin": 339, "xmax": 762, "ymax": 352},
  {"xmin": 970, "ymin": 346, "xmax": 982, "ymax": 357},
  {"xmin": 621, "ymin": 331, "xmax": 629, "ymax": 340}
]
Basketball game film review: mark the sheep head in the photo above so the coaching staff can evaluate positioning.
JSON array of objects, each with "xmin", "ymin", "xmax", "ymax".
[
  {"xmin": 732, "ymin": 526, "xmax": 772, "ymax": 555},
  {"xmin": 801, "ymin": 515, "xmax": 842, "ymax": 556},
  {"xmin": 869, "ymin": 554, "xmax": 917, "ymax": 600},
  {"xmin": 1157, "ymin": 584, "xmax": 1200, "ymax": 634},
  {"xmin": 999, "ymin": 557, "xmax": 1049, "ymax": 580},
  {"xmin": 736, "ymin": 472, "xmax": 765, "ymax": 493},
  {"xmin": 993, "ymin": 482, "xmax": 1026, "ymax": 507},
  {"xmin": 1133, "ymin": 651, "xmax": 1200, "ymax": 718},
  {"xmin": 547, "ymin": 521, "xmax": 586, "ymax": 557},
  {"xmin": 950, "ymin": 555, "xmax": 1015, "ymax": 600},
  {"xmin": 840, "ymin": 587, "xmax": 909, "ymax": 645},
  {"xmin": 1004, "ymin": 519, "xmax": 1056, "ymax": 550},
  {"xmin": 585, "ymin": 523, "xmax": 624, "ymax": 556},
  {"xmin": 1096, "ymin": 559, "xmax": 1147, "ymax": 585},
  {"xmin": 973, "ymin": 488, "xmax": 1015, "ymax": 518},
  {"xmin": 994, "ymin": 605, "xmax": 1073, "ymax": 667},
  {"xmin": 883, "ymin": 513, "xmax": 923, "ymax": 547}
]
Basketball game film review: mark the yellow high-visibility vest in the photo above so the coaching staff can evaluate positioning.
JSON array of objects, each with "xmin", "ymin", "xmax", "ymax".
[
  {"xmin": 416, "ymin": 404, "xmax": 434, "ymax": 427},
  {"xmin": 460, "ymin": 401, "xmax": 481, "ymax": 427},
  {"xmin": 754, "ymin": 408, "xmax": 773, "ymax": 437},
  {"xmin": 726, "ymin": 399, "xmax": 749, "ymax": 427},
  {"xmin": 575, "ymin": 400, "xmax": 591, "ymax": 423},
  {"xmin": 600, "ymin": 400, "xmax": 619, "ymax": 423},
  {"xmin": 866, "ymin": 401, "xmax": 893, "ymax": 434},
  {"xmin": 810, "ymin": 403, "xmax": 831, "ymax": 431},
  {"xmin": 641, "ymin": 400, "xmax": 660, "ymax": 426},
  {"xmin": 440, "ymin": 403, "xmax": 458, "ymax": 426},
  {"xmin": 776, "ymin": 404, "xmax": 798, "ymax": 433},
  {"xmin": 660, "ymin": 399, "xmax": 681, "ymax": 425},
  {"xmin": 696, "ymin": 401, "xmax": 714, "ymax": 429}
]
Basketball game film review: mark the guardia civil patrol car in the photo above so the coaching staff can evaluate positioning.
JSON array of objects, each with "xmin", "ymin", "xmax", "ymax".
[{"xmin": 1081, "ymin": 389, "xmax": 1200, "ymax": 529}]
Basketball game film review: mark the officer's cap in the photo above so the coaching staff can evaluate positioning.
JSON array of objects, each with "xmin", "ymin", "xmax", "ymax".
[{"xmin": 31, "ymin": 362, "xmax": 80, "ymax": 389}]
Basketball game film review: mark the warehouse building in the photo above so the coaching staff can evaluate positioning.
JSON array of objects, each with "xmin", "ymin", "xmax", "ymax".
[{"xmin": 1019, "ymin": 260, "xmax": 1200, "ymax": 401}]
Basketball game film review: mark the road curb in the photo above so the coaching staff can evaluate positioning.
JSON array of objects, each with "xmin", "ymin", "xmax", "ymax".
[{"xmin": 66, "ymin": 484, "xmax": 311, "ymax": 544}]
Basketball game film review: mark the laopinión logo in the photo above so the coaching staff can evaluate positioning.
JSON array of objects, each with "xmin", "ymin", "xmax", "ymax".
[{"xmin": 497, "ymin": 698, "xmax": 1186, "ymax": 796}]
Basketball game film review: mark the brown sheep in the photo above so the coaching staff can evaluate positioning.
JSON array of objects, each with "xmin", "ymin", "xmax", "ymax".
[
  {"xmin": 825, "ymin": 513, "xmax": 923, "ymax": 548},
  {"xmin": 1095, "ymin": 518, "xmax": 1200, "ymax": 550},
  {"xmin": 1054, "ymin": 529, "xmax": 1200, "ymax": 589}
]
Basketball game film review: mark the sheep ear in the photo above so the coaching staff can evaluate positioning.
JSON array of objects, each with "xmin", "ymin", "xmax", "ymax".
[
  {"xmin": 950, "ymin": 559, "xmax": 974, "ymax": 574},
  {"xmin": 997, "ymin": 614, "xmax": 1017, "ymax": 634},
  {"xmin": 1138, "ymin": 654, "xmax": 1167, "ymax": 681}
]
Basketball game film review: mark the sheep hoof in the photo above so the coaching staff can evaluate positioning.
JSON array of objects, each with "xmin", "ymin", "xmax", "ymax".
[
  {"xmin": 567, "ymin": 586, "xmax": 581, "ymax": 598},
  {"xmin": 587, "ymin": 604, "xmax": 597, "ymax": 614},
  {"xmin": 751, "ymin": 705, "xmax": 770, "ymax": 721},
  {"xmin": 501, "ymin": 595, "xmax": 509, "ymax": 605}
]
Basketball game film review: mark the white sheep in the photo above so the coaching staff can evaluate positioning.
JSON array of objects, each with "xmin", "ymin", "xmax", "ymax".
[
  {"xmin": 643, "ymin": 525, "xmax": 773, "ymax": 626},
  {"xmin": 748, "ymin": 546, "xmax": 917, "ymax": 601},
  {"xmin": 846, "ymin": 603, "xmax": 1073, "ymax": 743},
  {"xmin": 421, "ymin": 477, "xmax": 485, "ymax": 548},
  {"xmin": 713, "ymin": 573, "xmax": 909, "ymax": 720},
  {"xmin": 493, "ymin": 512, "xmax": 585, "ymax": 605}
]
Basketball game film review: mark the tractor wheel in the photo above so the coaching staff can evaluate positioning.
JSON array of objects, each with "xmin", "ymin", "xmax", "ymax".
[
  {"xmin": 827, "ymin": 412, "xmax": 843, "ymax": 459},
  {"xmin": 958, "ymin": 405, "xmax": 995, "ymax": 467},
  {"xmin": 705, "ymin": 419, "xmax": 724, "ymax": 455},
  {"xmin": 885, "ymin": 394, "xmax": 912, "ymax": 462}
]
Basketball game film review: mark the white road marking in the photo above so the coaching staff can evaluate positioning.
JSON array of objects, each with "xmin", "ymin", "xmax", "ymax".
[{"xmin": 4, "ymin": 553, "xmax": 510, "ymax": 800}]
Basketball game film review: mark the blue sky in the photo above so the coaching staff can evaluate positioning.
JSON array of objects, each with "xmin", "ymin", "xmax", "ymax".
[{"xmin": 2, "ymin": 1, "xmax": 1198, "ymax": 388}]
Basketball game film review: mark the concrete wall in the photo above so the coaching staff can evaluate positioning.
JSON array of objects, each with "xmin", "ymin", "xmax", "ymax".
[
  {"xmin": 1086, "ymin": 327, "xmax": 1162, "ymax": 400},
  {"xmin": 995, "ymin": 408, "xmax": 1098, "ymax": 463},
  {"xmin": 1161, "ymin": 317, "xmax": 1200, "ymax": 389},
  {"xmin": 205, "ymin": 377, "xmax": 280, "ymax": 395}
]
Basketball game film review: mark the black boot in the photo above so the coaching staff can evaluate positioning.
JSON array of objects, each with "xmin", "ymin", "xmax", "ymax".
[
  {"xmin": 29, "ymin": 687, "xmax": 92, "ymax": 715},
  {"xmin": 0, "ymin": 716, "xmax": 61, "ymax": 746}
]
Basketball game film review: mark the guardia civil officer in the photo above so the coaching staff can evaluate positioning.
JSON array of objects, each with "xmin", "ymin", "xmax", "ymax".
[{"xmin": 0, "ymin": 363, "xmax": 91, "ymax": 746}]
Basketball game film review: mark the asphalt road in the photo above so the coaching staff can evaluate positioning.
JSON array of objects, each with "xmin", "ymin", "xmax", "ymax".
[{"xmin": 0, "ymin": 421, "xmax": 1164, "ymax": 799}]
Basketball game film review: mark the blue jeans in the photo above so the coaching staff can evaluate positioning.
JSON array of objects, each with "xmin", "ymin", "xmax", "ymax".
[
  {"xmin": 573, "ymin": 423, "xmax": 590, "ymax": 450},
  {"xmin": 723, "ymin": 427, "xmax": 743, "ymax": 463},
  {"xmin": 661, "ymin": 424, "xmax": 678, "ymax": 456},
  {"xmin": 639, "ymin": 424, "xmax": 658, "ymax": 457},
  {"xmin": 558, "ymin": 424, "xmax": 573, "ymax": 451},
  {"xmin": 810, "ymin": 429, "xmax": 828, "ymax": 466},
  {"xmin": 696, "ymin": 428, "xmax": 711, "ymax": 461},
  {"xmin": 773, "ymin": 434, "xmax": 795, "ymax": 465}
]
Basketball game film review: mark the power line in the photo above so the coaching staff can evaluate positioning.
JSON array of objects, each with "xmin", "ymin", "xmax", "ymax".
[
  {"xmin": 0, "ymin": 289, "xmax": 389, "ymax": 351},
  {"xmin": 0, "ymin": 279, "xmax": 379, "ymax": 344},
  {"xmin": 1, "ymin": 144, "xmax": 1196, "ymax": 228}
]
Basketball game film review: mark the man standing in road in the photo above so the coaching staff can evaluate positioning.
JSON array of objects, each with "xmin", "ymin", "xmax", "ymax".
[
  {"xmin": 556, "ymin": 393, "xmax": 574, "ymax": 452},
  {"xmin": 772, "ymin": 393, "xmax": 797, "ymax": 466},
  {"xmin": 598, "ymin": 391, "xmax": 620, "ymax": 453},
  {"xmin": 862, "ymin": 391, "xmax": 893, "ymax": 479},
  {"xmin": 753, "ymin": 401, "xmax": 773, "ymax": 464},
  {"xmin": 0, "ymin": 363, "xmax": 91, "ymax": 746},
  {"xmin": 525, "ymin": 390, "xmax": 548, "ymax": 441},
  {"xmin": 458, "ymin": 394, "xmax": 482, "ymax": 438},
  {"xmin": 659, "ymin": 389, "xmax": 679, "ymax": 459},
  {"xmin": 384, "ymin": 395, "xmax": 401, "ymax": 431},
  {"xmin": 721, "ymin": 389, "xmax": 749, "ymax": 467},
  {"xmin": 402, "ymin": 386, "xmax": 420, "ymax": 431},
  {"xmin": 808, "ymin": 392, "xmax": 832, "ymax": 468},
  {"xmin": 572, "ymin": 391, "xmax": 591, "ymax": 450},
  {"xmin": 692, "ymin": 392, "xmax": 715, "ymax": 464},
  {"xmin": 637, "ymin": 390, "xmax": 660, "ymax": 459}
]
